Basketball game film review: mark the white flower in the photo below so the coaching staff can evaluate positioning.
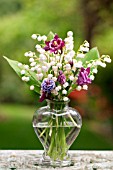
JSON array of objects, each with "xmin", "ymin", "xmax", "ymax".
[
  {"xmin": 57, "ymin": 63, "xmax": 62, "ymax": 68},
  {"xmin": 21, "ymin": 70, "xmax": 25, "ymax": 75},
  {"xmin": 24, "ymin": 52, "xmax": 29, "ymax": 57},
  {"xmin": 68, "ymin": 50, "xmax": 75, "ymax": 57},
  {"xmin": 52, "ymin": 66, "xmax": 58, "ymax": 72},
  {"xmin": 31, "ymin": 34, "xmax": 37, "ymax": 39},
  {"xmin": 76, "ymin": 86, "xmax": 82, "ymax": 91},
  {"xmin": 30, "ymin": 85, "xmax": 34, "ymax": 90},
  {"xmin": 46, "ymin": 63, "xmax": 51, "ymax": 69},
  {"xmin": 51, "ymin": 61, "xmax": 55, "ymax": 66},
  {"xmin": 24, "ymin": 65, "xmax": 29, "ymax": 70},
  {"xmin": 90, "ymin": 75, "xmax": 95, "ymax": 80},
  {"xmin": 100, "ymin": 62, "xmax": 106, "ymax": 68},
  {"xmin": 95, "ymin": 60, "xmax": 102, "ymax": 66},
  {"xmin": 38, "ymin": 48, "xmax": 45, "ymax": 54},
  {"xmin": 26, "ymin": 77, "xmax": 30, "ymax": 81},
  {"xmin": 65, "ymin": 36, "xmax": 73, "ymax": 43},
  {"xmin": 48, "ymin": 74, "xmax": 53, "ymax": 79},
  {"xmin": 84, "ymin": 41, "xmax": 89, "ymax": 47},
  {"xmin": 42, "ymin": 66, "xmax": 48, "ymax": 72},
  {"xmin": 21, "ymin": 76, "xmax": 26, "ymax": 81},
  {"xmin": 39, "ymin": 73, "xmax": 43, "ymax": 79},
  {"xmin": 67, "ymin": 31, "xmax": 73, "ymax": 37},
  {"xmin": 74, "ymin": 61, "xmax": 82, "ymax": 68},
  {"xmin": 30, "ymin": 67, "xmax": 36, "ymax": 71},
  {"xmin": 92, "ymin": 68, "xmax": 98, "ymax": 74},
  {"xmin": 62, "ymin": 89, "xmax": 67, "ymax": 94},
  {"xmin": 92, "ymin": 61, "xmax": 98, "ymax": 66},
  {"xmin": 80, "ymin": 46, "xmax": 89, "ymax": 52},
  {"xmin": 104, "ymin": 57, "xmax": 111, "ymax": 63},
  {"xmin": 69, "ymin": 75, "xmax": 74, "ymax": 81},
  {"xmin": 52, "ymin": 77, "xmax": 57, "ymax": 82},
  {"xmin": 29, "ymin": 51, "xmax": 34, "ymax": 57},
  {"xmin": 36, "ymin": 73, "xmax": 43, "ymax": 80},
  {"xmin": 65, "ymin": 54, "xmax": 72, "ymax": 61},
  {"xmin": 29, "ymin": 58, "xmax": 34, "ymax": 63},
  {"xmin": 22, "ymin": 76, "xmax": 30, "ymax": 82},
  {"xmin": 63, "ymin": 97, "xmax": 69, "ymax": 101},
  {"xmin": 63, "ymin": 82, "xmax": 69, "ymax": 88},
  {"xmin": 65, "ymin": 43, "xmax": 74, "ymax": 50},
  {"xmin": 18, "ymin": 63, "xmax": 22, "ymax": 67},
  {"xmin": 41, "ymin": 35, "xmax": 47, "ymax": 41},
  {"xmin": 57, "ymin": 85, "xmax": 61, "ymax": 90},
  {"xmin": 30, "ymin": 62, "xmax": 36, "ymax": 67},
  {"xmin": 77, "ymin": 53, "xmax": 85, "ymax": 58},
  {"xmin": 37, "ymin": 35, "xmax": 42, "ymax": 41},
  {"xmin": 83, "ymin": 84, "xmax": 88, "ymax": 90},
  {"xmin": 39, "ymin": 54, "xmax": 47, "ymax": 61},
  {"xmin": 37, "ymin": 67, "xmax": 42, "ymax": 73},
  {"xmin": 35, "ymin": 44, "xmax": 41, "ymax": 49},
  {"xmin": 55, "ymin": 87, "xmax": 60, "ymax": 91},
  {"xmin": 56, "ymin": 55, "xmax": 60, "ymax": 61},
  {"xmin": 34, "ymin": 65, "xmax": 39, "ymax": 70},
  {"xmin": 65, "ymin": 64, "xmax": 71, "ymax": 70}
]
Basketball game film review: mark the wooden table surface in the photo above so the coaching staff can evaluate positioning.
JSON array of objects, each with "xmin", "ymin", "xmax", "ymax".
[{"xmin": 0, "ymin": 150, "xmax": 113, "ymax": 170}]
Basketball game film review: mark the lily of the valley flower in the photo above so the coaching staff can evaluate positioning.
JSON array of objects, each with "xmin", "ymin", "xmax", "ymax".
[{"xmin": 6, "ymin": 31, "xmax": 111, "ymax": 102}]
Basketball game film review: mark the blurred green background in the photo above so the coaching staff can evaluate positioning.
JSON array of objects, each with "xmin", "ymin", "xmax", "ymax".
[{"xmin": 0, "ymin": 0, "xmax": 113, "ymax": 150}]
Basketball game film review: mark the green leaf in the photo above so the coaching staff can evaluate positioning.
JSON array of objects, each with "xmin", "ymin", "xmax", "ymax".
[
  {"xmin": 3, "ymin": 56, "xmax": 22, "ymax": 77},
  {"xmin": 47, "ymin": 31, "xmax": 55, "ymax": 41},
  {"xmin": 76, "ymin": 47, "xmax": 100, "ymax": 65},
  {"xmin": 3, "ymin": 56, "xmax": 41, "ymax": 94}
]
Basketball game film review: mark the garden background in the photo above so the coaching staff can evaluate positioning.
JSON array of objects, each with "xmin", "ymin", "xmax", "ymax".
[{"xmin": 0, "ymin": 0, "xmax": 113, "ymax": 149}]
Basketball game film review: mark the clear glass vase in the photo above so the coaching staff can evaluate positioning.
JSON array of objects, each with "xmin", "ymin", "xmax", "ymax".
[{"xmin": 32, "ymin": 99, "xmax": 82, "ymax": 167}]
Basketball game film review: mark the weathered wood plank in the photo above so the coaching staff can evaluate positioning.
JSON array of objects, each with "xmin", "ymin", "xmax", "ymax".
[{"xmin": 0, "ymin": 150, "xmax": 113, "ymax": 169}]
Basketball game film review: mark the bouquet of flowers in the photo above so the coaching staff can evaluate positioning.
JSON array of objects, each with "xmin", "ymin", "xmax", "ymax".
[
  {"xmin": 4, "ymin": 31, "xmax": 111, "ymax": 102},
  {"xmin": 4, "ymin": 31, "xmax": 111, "ymax": 164}
]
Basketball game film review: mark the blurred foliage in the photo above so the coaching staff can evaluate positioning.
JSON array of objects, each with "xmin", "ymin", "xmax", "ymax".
[{"xmin": 0, "ymin": 0, "xmax": 22, "ymax": 17}]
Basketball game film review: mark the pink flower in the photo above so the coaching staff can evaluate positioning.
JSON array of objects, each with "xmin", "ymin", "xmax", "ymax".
[
  {"xmin": 44, "ymin": 34, "xmax": 65, "ymax": 54},
  {"xmin": 77, "ymin": 67, "xmax": 91, "ymax": 86},
  {"xmin": 57, "ymin": 71, "xmax": 66, "ymax": 85}
]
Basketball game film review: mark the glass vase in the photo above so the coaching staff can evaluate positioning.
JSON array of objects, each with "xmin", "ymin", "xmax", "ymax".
[{"xmin": 32, "ymin": 99, "xmax": 82, "ymax": 167}]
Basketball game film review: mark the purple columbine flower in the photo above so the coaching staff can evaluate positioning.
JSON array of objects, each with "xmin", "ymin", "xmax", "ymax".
[
  {"xmin": 77, "ymin": 67, "xmax": 91, "ymax": 86},
  {"xmin": 44, "ymin": 34, "xmax": 65, "ymax": 54},
  {"xmin": 41, "ymin": 79, "xmax": 55, "ymax": 93},
  {"xmin": 39, "ymin": 91, "xmax": 46, "ymax": 102},
  {"xmin": 69, "ymin": 60, "xmax": 73, "ymax": 67},
  {"xmin": 57, "ymin": 71, "xmax": 66, "ymax": 85},
  {"xmin": 39, "ymin": 79, "xmax": 55, "ymax": 102}
]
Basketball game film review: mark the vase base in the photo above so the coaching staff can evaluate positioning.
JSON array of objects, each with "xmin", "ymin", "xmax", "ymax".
[{"xmin": 38, "ymin": 152, "xmax": 74, "ymax": 168}]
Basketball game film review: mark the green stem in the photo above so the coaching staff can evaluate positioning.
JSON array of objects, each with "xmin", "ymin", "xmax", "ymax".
[{"xmin": 47, "ymin": 115, "xmax": 67, "ymax": 160}]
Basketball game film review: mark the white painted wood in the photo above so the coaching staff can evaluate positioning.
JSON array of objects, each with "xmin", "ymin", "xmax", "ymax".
[{"xmin": 0, "ymin": 150, "xmax": 113, "ymax": 169}]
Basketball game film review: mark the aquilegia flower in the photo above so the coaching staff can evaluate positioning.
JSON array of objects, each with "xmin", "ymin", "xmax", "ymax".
[
  {"xmin": 57, "ymin": 71, "xmax": 66, "ymax": 85},
  {"xmin": 44, "ymin": 34, "xmax": 65, "ymax": 54},
  {"xmin": 4, "ymin": 31, "xmax": 111, "ymax": 102},
  {"xmin": 41, "ymin": 79, "xmax": 55, "ymax": 93},
  {"xmin": 77, "ymin": 67, "xmax": 91, "ymax": 86}
]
